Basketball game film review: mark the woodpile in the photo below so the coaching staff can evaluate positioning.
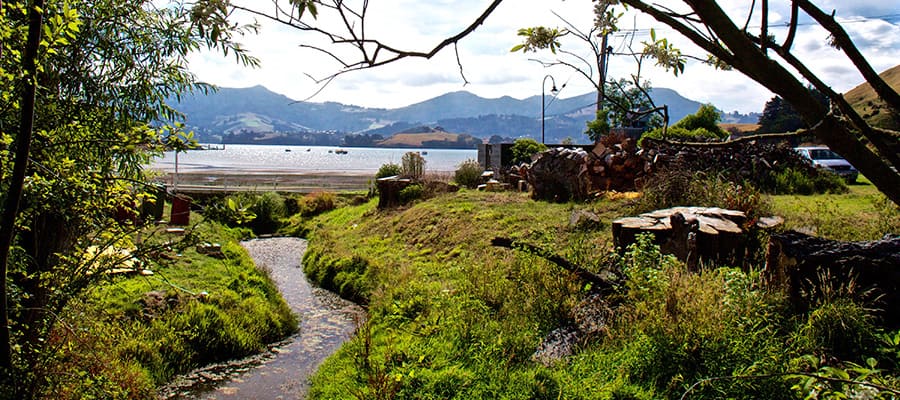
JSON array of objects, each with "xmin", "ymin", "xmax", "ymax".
[
  {"xmin": 525, "ymin": 135, "xmax": 650, "ymax": 201},
  {"xmin": 612, "ymin": 206, "xmax": 783, "ymax": 269}
]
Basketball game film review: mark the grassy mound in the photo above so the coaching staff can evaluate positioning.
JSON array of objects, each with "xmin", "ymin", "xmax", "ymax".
[{"xmin": 302, "ymin": 187, "xmax": 900, "ymax": 399}]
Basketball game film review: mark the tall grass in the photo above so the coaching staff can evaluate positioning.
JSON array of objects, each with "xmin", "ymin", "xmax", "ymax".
[
  {"xmin": 37, "ymin": 216, "xmax": 297, "ymax": 397},
  {"xmin": 302, "ymin": 188, "xmax": 900, "ymax": 399}
]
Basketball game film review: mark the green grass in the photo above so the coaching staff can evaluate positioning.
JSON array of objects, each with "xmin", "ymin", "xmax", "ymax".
[
  {"xmin": 41, "ymin": 213, "xmax": 296, "ymax": 399},
  {"xmin": 769, "ymin": 176, "xmax": 900, "ymax": 240},
  {"xmin": 302, "ymin": 185, "xmax": 900, "ymax": 399}
]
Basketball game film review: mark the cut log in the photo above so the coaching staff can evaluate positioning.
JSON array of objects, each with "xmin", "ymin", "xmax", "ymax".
[
  {"xmin": 612, "ymin": 206, "xmax": 781, "ymax": 269},
  {"xmin": 376, "ymin": 176, "xmax": 413, "ymax": 209},
  {"xmin": 764, "ymin": 231, "xmax": 900, "ymax": 326}
]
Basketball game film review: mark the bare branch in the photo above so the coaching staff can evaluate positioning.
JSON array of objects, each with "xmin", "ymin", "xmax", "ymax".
[
  {"xmin": 234, "ymin": 0, "xmax": 504, "ymax": 87},
  {"xmin": 760, "ymin": 37, "xmax": 900, "ymax": 169},
  {"xmin": 742, "ymin": 0, "xmax": 757, "ymax": 31},
  {"xmin": 798, "ymin": 0, "xmax": 900, "ymax": 115},
  {"xmin": 783, "ymin": 1, "xmax": 799, "ymax": 50}
]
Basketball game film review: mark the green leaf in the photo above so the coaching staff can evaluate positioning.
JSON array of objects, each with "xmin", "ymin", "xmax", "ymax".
[
  {"xmin": 510, "ymin": 44, "xmax": 525, "ymax": 53},
  {"xmin": 821, "ymin": 366, "xmax": 850, "ymax": 380}
]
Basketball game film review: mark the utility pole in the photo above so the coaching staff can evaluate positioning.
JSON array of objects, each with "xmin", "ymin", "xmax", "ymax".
[{"xmin": 597, "ymin": 32, "xmax": 609, "ymax": 111}]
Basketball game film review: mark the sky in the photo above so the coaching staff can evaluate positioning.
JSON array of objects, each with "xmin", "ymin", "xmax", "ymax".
[{"xmin": 188, "ymin": 0, "xmax": 900, "ymax": 115}]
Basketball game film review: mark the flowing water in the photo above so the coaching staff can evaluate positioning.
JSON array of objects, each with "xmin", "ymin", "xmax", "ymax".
[{"xmin": 158, "ymin": 237, "xmax": 364, "ymax": 399}]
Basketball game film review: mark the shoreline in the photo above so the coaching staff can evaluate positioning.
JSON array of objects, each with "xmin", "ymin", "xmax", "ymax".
[
  {"xmin": 153, "ymin": 170, "xmax": 375, "ymax": 193},
  {"xmin": 150, "ymin": 169, "xmax": 455, "ymax": 194}
]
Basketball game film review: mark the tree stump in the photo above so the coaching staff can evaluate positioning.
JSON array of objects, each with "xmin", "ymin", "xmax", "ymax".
[
  {"xmin": 376, "ymin": 176, "xmax": 413, "ymax": 209},
  {"xmin": 612, "ymin": 206, "xmax": 781, "ymax": 269},
  {"xmin": 765, "ymin": 231, "xmax": 900, "ymax": 326}
]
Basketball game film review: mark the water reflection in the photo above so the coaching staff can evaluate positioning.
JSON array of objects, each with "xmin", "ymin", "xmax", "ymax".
[{"xmin": 158, "ymin": 238, "xmax": 364, "ymax": 399}]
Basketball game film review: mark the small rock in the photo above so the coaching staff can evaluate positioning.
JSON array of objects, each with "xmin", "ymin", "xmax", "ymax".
[
  {"xmin": 569, "ymin": 210, "xmax": 602, "ymax": 231},
  {"xmin": 531, "ymin": 326, "xmax": 581, "ymax": 366}
]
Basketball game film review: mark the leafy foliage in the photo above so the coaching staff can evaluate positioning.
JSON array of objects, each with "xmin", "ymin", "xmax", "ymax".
[
  {"xmin": 510, "ymin": 138, "xmax": 547, "ymax": 165},
  {"xmin": 643, "ymin": 28, "xmax": 686, "ymax": 76},
  {"xmin": 400, "ymin": 152, "xmax": 426, "ymax": 181},
  {"xmin": 454, "ymin": 159, "xmax": 484, "ymax": 189},
  {"xmin": 0, "ymin": 0, "xmax": 261, "ymax": 395},
  {"xmin": 585, "ymin": 109, "xmax": 611, "ymax": 142},
  {"xmin": 510, "ymin": 26, "xmax": 565, "ymax": 54},
  {"xmin": 640, "ymin": 104, "xmax": 728, "ymax": 144}
]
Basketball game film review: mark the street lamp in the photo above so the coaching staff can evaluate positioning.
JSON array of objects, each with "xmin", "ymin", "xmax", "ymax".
[{"xmin": 542, "ymin": 75, "xmax": 559, "ymax": 144}]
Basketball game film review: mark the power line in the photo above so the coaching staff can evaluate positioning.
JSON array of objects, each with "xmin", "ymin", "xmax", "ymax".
[{"xmin": 612, "ymin": 12, "xmax": 900, "ymax": 37}]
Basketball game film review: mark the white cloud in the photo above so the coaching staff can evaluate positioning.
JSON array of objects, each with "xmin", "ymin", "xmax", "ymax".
[{"xmin": 189, "ymin": 1, "xmax": 900, "ymax": 114}]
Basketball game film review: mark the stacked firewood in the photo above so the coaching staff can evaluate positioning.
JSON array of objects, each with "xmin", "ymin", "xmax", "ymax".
[{"xmin": 526, "ymin": 135, "xmax": 650, "ymax": 201}]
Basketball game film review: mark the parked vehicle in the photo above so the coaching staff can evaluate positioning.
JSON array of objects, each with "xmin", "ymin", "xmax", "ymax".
[{"xmin": 794, "ymin": 146, "xmax": 858, "ymax": 183}]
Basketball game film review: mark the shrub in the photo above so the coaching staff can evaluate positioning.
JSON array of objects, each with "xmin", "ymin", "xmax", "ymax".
[
  {"xmin": 585, "ymin": 109, "xmax": 611, "ymax": 142},
  {"xmin": 454, "ymin": 159, "xmax": 484, "ymax": 189},
  {"xmin": 672, "ymin": 103, "xmax": 727, "ymax": 135},
  {"xmin": 639, "ymin": 103, "xmax": 728, "ymax": 145},
  {"xmin": 401, "ymin": 152, "xmax": 426, "ymax": 181},
  {"xmin": 248, "ymin": 192, "xmax": 285, "ymax": 234},
  {"xmin": 510, "ymin": 138, "xmax": 547, "ymax": 164},
  {"xmin": 297, "ymin": 191, "xmax": 337, "ymax": 217},
  {"xmin": 375, "ymin": 162, "xmax": 402, "ymax": 180},
  {"xmin": 399, "ymin": 183, "xmax": 424, "ymax": 204},
  {"xmin": 771, "ymin": 167, "xmax": 848, "ymax": 195},
  {"xmin": 639, "ymin": 126, "xmax": 724, "ymax": 145},
  {"xmin": 202, "ymin": 195, "xmax": 257, "ymax": 227}
]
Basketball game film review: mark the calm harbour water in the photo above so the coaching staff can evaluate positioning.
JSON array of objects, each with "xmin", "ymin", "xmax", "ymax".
[{"xmin": 151, "ymin": 144, "xmax": 478, "ymax": 173}]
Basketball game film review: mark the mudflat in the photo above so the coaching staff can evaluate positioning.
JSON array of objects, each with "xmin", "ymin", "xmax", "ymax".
[{"xmin": 154, "ymin": 170, "xmax": 374, "ymax": 193}]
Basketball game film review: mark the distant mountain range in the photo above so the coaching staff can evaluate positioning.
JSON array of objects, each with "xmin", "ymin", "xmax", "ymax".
[{"xmin": 172, "ymin": 85, "xmax": 760, "ymax": 146}]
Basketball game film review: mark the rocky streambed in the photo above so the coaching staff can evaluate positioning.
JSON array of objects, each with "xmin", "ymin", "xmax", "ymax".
[{"xmin": 159, "ymin": 237, "xmax": 364, "ymax": 399}]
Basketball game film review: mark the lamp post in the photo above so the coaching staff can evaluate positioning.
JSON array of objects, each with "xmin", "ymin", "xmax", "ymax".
[{"xmin": 541, "ymin": 75, "xmax": 559, "ymax": 144}]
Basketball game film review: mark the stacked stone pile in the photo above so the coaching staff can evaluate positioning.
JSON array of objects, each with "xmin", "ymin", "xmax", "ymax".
[{"xmin": 523, "ymin": 134, "xmax": 820, "ymax": 201}]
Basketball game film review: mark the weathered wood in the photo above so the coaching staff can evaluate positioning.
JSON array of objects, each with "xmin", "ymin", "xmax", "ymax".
[
  {"xmin": 765, "ymin": 231, "xmax": 900, "ymax": 326},
  {"xmin": 491, "ymin": 237, "xmax": 618, "ymax": 292},
  {"xmin": 525, "ymin": 135, "xmax": 651, "ymax": 201},
  {"xmin": 376, "ymin": 176, "xmax": 413, "ymax": 209},
  {"xmin": 612, "ymin": 206, "xmax": 782, "ymax": 269}
]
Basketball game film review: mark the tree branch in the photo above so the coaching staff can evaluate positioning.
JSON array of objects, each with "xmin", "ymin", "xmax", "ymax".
[
  {"xmin": 491, "ymin": 237, "xmax": 618, "ymax": 292},
  {"xmin": 798, "ymin": 0, "xmax": 900, "ymax": 116}
]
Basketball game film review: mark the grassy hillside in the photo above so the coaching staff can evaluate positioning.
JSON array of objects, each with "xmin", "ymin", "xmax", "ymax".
[
  {"xmin": 377, "ymin": 132, "xmax": 463, "ymax": 147},
  {"xmin": 720, "ymin": 122, "xmax": 759, "ymax": 133},
  {"xmin": 300, "ymin": 186, "xmax": 900, "ymax": 399},
  {"xmin": 845, "ymin": 64, "xmax": 900, "ymax": 130}
]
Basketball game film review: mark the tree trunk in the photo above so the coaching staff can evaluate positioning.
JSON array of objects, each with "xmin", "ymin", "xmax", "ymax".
[
  {"xmin": 619, "ymin": 0, "xmax": 900, "ymax": 206},
  {"xmin": 765, "ymin": 231, "xmax": 900, "ymax": 327},
  {"xmin": 0, "ymin": 0, "xmax": 45, "ymax": 374}
]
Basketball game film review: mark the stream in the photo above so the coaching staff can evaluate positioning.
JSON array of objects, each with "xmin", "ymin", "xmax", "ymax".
[{"xmin": 158, "ymin": 237, "xmax": 365, "ymax": 399}]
